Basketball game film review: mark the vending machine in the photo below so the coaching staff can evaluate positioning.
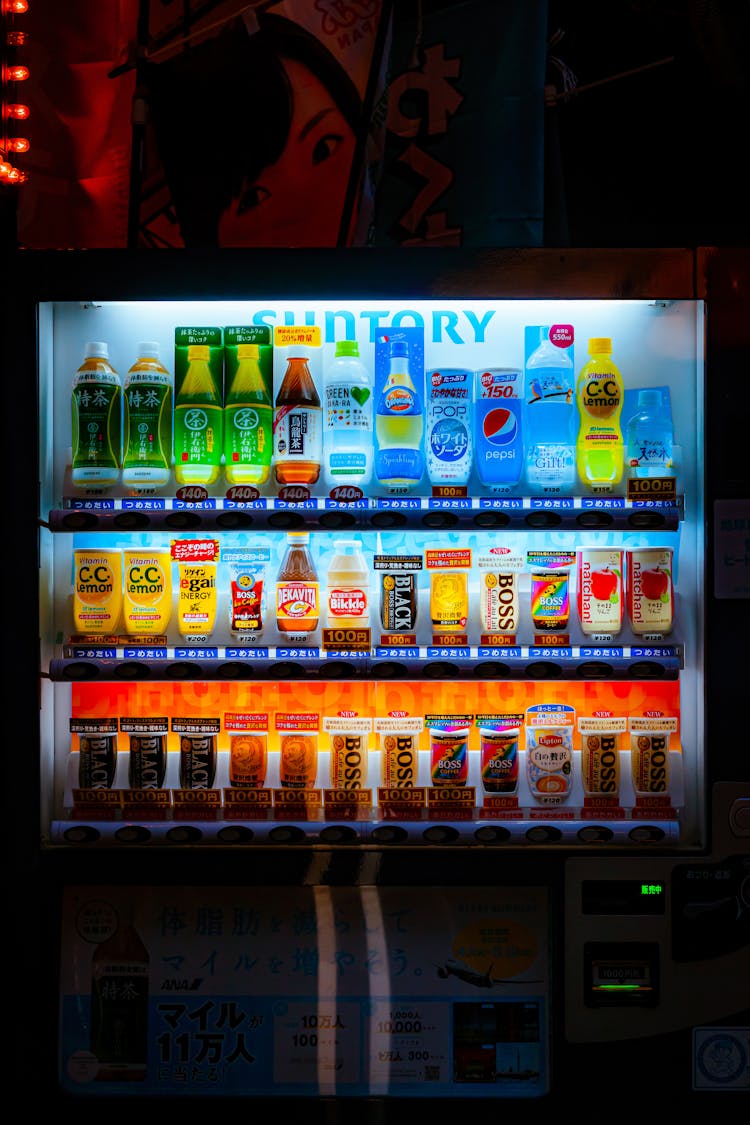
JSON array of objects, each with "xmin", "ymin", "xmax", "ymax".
[{"xmin": 9, "ymin": 246, "xmax": 750, "ymax": 1112}]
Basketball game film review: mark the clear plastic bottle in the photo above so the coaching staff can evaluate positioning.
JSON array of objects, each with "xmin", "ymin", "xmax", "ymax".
[
  {"xmin": 322, "ymin": 340, "xmax": 373, "ymax": 489},
  {"xmin": 224, "ymin": 343, "xmax": 273, "ymax": 485},
  {"xmin": 524, "ymin": 328, "xmax": 575, "ymax": 491},
  {"xmin": 71, "ymin": 341, "xmax": 122, "ymax": 488},
  {"xmin": 122, "ymin": 341, "xmax": 173, "ymax": 489},
  {"xmin": 274, "ymin": 347, "xmax": 322, "ymax": 486},
  {"xmin": 575, "ymin": 336, "xmax": 624, "ymax": 490},
  {"xmin": 374, "ymin": 340, "xmax": 424, "ymax": 489},
  {"xmin": 626, "ymin": 388, "xmax": 674, "ymax": 478}
]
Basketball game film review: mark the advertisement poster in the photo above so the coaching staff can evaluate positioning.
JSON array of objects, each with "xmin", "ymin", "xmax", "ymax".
[{"xmin": 59, "ymin": 884, "xmax": 549, "ymax": 1097}]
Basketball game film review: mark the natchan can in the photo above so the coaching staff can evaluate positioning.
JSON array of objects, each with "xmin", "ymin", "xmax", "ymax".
[
  {"xmin": 626, "ymin": 547, "xmax": 674, "ymax": 636},
  {"xmin": 576, "ymin": 547, "xmax": 624, "ymax": 637}
]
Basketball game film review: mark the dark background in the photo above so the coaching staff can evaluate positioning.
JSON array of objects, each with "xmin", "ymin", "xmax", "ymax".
[{"xmin": 3, "ymin": 0, "xmax": 750, "ymax": 249}]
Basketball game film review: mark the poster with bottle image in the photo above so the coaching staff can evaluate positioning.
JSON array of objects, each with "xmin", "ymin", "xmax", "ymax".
[{"xmin": 59, "ymin": 884, "xmax": 549, "ymax": 1098}]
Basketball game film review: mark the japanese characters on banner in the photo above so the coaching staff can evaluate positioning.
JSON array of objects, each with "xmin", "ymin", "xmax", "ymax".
[{"xmin": 60, "ymin": 884, "xmax": 549, "ymax": 1096}]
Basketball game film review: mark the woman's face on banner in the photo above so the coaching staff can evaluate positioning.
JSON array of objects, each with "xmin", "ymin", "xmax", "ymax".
[{"xmin": 217, "ymin": 56, "xmax": 356, "ymax": 247}]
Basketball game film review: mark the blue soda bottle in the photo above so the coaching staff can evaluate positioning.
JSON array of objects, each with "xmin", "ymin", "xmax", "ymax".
[
  {"xmin": 473, "ymin": 367, "xmax": 524, "ymax": 490},
  {"xmin": 374, "ymin": 340, "xmax": 424, "ymax": 490}
]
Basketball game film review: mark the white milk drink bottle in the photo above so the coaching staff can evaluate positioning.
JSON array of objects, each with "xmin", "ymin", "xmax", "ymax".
[
  {"xmin": 326, "ymin": 538, "xmax": 370, "ymax": 629},
  {"xmin": 374, "ymin": 340, "xmax": 424, "ymax": 490},
  {"xmin": 322, "ymin": 340, "xmax": 373, "ymax": 489},
  {"xmin": 524, "ymin": 327, "xmax": 576, "ymax": 492}
]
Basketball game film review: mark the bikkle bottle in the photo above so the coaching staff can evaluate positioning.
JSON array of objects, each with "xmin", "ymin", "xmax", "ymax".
[
  {"xmin": 576, "ymin": 336, "xmax": 625, "ymax": 490},
  {"xmin": 122, "ymin": 341, "xmax": 173, "ymax": 489},
  {"xmin": 174, "ymin": 343, "xmax": 223, "ymax": 487},
  {"xmin": 90, "ymin": 904, "xmax": 149, "ymax": 1081},
  {"xmin": 275, "ymin": 531, "xmax": 320, "ymax": 640},
  {"xmin": 322, "ymin": 339, "xmax": 373, "ymax": 489},
  {"xmin": 273, "ymin": 346, "xmax": 322, "ymax": 486},
  {"xmin": 224, "ymin": 342, "xmax": 273, "ymax": 486},
  {"xmin": 71, "ymin": 341, "xmax": 122, "ymax": 488},
  {"xmin": 374, "ymin": 340, "xmax": 424, "ymax": 490}
]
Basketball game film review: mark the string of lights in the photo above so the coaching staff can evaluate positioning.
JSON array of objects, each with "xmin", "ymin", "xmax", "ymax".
[{"xmin": 1, "ymin": 0, "xmax": 30, "ymax": 185}]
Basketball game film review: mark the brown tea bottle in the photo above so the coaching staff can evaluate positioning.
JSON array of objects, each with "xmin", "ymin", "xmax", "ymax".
[{"xmin": 273, "ymin": 346, "xmax": 322, "ymax": 485}]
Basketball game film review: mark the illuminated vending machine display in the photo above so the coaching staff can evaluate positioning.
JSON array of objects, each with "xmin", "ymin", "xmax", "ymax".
[{"xmin": 12, "ymin": 249, "xmax": 750, "ymax": 1106}]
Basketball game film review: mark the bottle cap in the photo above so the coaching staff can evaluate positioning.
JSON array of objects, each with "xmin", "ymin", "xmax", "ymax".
[
  {"xmin": 237, "ymin": 344, "xmax": 260, "ymax": 360},
  {"xmin": 286, "ymin": 345, "xmax": 310, "ymax": 360},
  {"xmin": 84, "ymin": 341, "xmax": 109, "ymax": 359},
  {"xmin": 187, "ymin": 344, "xmax": 210, "ymax": 361},
  {"xmin": 335, "ymin": 340, "xmax": 360, "ymax": 358},
  {"xmin": 136, "ymin": 340, "xmax": 160, "ymax": 358},
  {"xmin": 287, "ymin": 531, "xmax": 309, "ymax": 543},
  {"xmin": 637, "ymin": 388, "xmax": 661, "ymax": 407},
  {"xmin": 334, "ymin": 539, "xmax": 359, "ymax": 552},
  {"xmin": 390, "ymin": 340, "xmax": 409, "ymax": 358},
  {"xmin": 588, "ymin": 337, "xmax": 612, "ymax": 355}
]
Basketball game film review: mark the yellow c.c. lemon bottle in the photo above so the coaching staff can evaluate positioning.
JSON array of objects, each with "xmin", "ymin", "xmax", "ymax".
[{"xmin": 575, "ymin": 336, "xmax": 624, "ymax": 490}]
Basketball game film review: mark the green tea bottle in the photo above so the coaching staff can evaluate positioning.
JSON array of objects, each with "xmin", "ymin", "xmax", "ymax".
[
  {"xmin": 224, "ymin": 343, "xmax": 272, "ymax": 485},
  {"xmin": 71, "ymin": 341, "xmax": 122, "ymax": 488},
  {"xmin": 174, "ymin": 343, "xmax": 223, "ymax": 486},
  {"xmin": 122, "ymin": 341, "xmax": 173, "ymax": 489}
]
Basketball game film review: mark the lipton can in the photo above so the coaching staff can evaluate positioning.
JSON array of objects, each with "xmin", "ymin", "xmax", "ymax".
[
  {"xmin": 526, "ymin": 725, "xmax": 573, "ymax": 802},
  {"xmin": 581, "ymin": 733, "xmax": 620, "ymax": 796},
  {"xmin": 631, "ymin": 731, "xmax": 670, "ymax": 795},
  {"xmin": 329, "ymin": 732, "xmax": 366, "ymax": 790},
  {"xmin": 381, "ymin": 732, "xmax": 418, "ymax": 788},
  {"xmin": 626, "ymin": 547, "xmax": 674, "ymax": 637},
  {"xmin": 576, "ymin": 548, "xmax": 624, "ymax": 637}
]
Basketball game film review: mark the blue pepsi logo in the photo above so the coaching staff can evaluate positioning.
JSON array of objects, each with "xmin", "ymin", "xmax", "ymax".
[{"xmin": 483, "ymin": 407, "xmax": 517, "ymax": 446}]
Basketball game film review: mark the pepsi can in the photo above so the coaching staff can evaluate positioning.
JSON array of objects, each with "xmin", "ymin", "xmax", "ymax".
[{"xmin": 473, "ymin": 367, "xmax": 524, "ymax": 489}]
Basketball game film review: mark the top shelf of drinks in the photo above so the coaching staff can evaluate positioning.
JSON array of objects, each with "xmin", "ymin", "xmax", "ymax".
[{"xmin": 61, "ymin": 325, "xmax": 680, "ymax": 519}]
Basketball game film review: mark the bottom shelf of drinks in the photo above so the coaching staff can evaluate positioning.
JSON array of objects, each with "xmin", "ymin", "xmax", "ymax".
[{"xmin": 54, "ymin": 674, "xmax": 684, "ymax": 848}]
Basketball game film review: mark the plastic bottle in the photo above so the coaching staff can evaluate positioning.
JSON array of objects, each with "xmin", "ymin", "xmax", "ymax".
[
  {"xmin": 90, "ymin": 904, "xmax": 149, "ymax": 1081},
  {"xmin": 524, "ymin": 329, "xmax": 576, "ymax": 491},
  {"xmin": 71, "ymin": 341, "xmax": 122, "ymax": 488},
  {"xmin": 626, "ymin": 388, "xmax": 674, "ymax": 478},
  {"xmin": 374, "ymin": 340, "xmax": 424, "ymax": 490},
  {"xmin": 575, "ymin": 336, "xmax": 624, "ymax": 490},
  {"xmin": 322, "ymin": 340, "xmax": 373, "ymax": 489},
  {"xmin": 273, "ymin": 346, "xmax": 322, "ymax": 486},
  {"xmin": 275, "ymin": 531, "xmax": 319, "ymax": 640},
  {"xmin": 223, "ymin": 343, "xmax": 273, "ymax": 486},
  {"xmin": 425, "ymin": 367, "xmax": 473, "ymax": 486},
  {"xmin": 473, "ymin": 367, "xmax": 524, "ymax": 490},
  {"xmin": 325, "ymin": 538, "xmax": 370, "ymax": 629},
  {"xmin": 174, "ymin": 343, "xmax": 223, "ymax": 487},
  {"xmin": 122, "ymin": 341, "xmax": 173, "ymax": 489}
]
